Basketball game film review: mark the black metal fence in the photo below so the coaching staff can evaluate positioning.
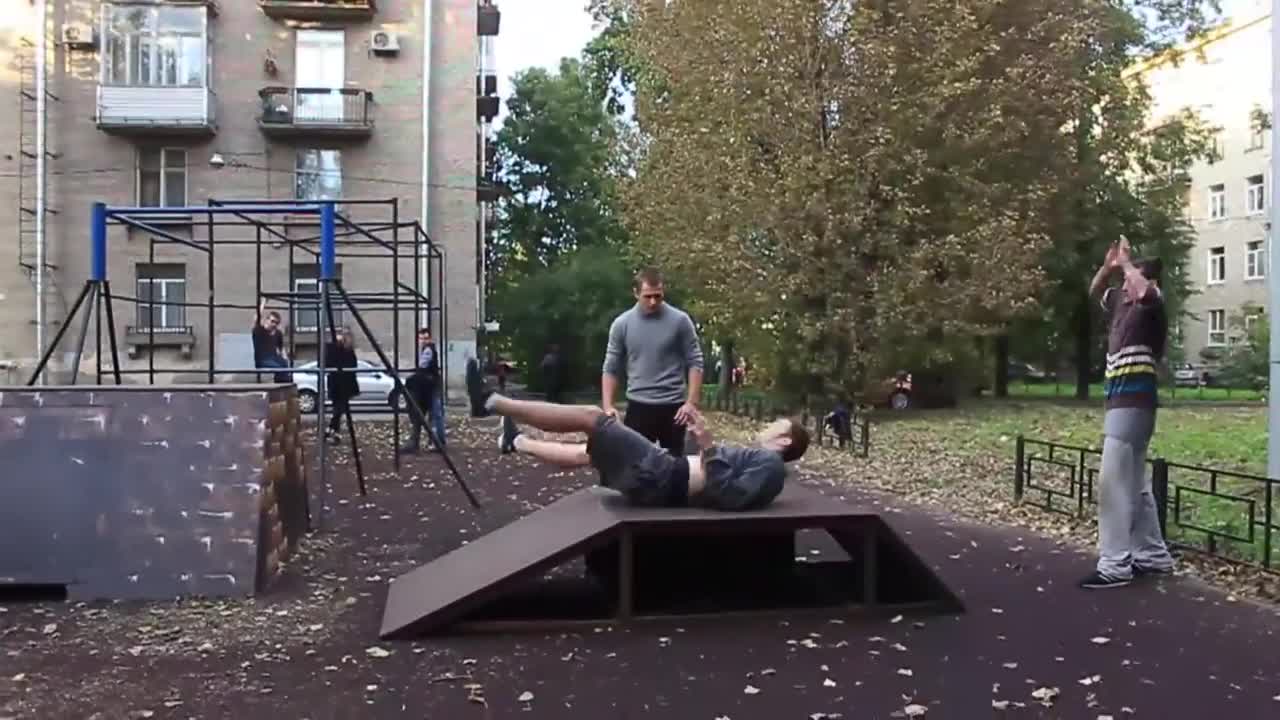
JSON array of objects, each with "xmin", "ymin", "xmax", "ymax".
[
  {"xmin": 1015, "ymin": 436, "xmax": 1280, "ymax": 572},
  {"xmin": 701, "ymin": 388, "xmax": 870, "ymax": 458}
]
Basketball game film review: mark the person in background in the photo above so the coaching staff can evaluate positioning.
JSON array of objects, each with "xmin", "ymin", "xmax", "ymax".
[
  {"xmin": 400, "ymin": 327, "xmax": 446, "ymax": 454},
  {"xmin": 323, "ymin": 327, "xmax": 360, "ymax": 442},
  {"xmin": 252, "ymin": 297, "xmax": 290, "ymax": 384},
  {"xmin": 541, "ymin": 343, "xmax": 563, "ymax": 403}
]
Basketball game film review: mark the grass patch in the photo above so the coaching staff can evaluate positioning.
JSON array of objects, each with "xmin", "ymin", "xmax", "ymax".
[{"xmin": 1008, "ymin": 381, "xmax": 1265, "ymax": 404}]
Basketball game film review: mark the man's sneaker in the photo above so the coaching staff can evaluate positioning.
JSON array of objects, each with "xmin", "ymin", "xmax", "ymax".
[
  {"xmin": 1078, "ymin": 571, "xmax": 1132, "ymax": 589},
  {"xmin": 498, "ymin": 415, "xmax": 521, "ymax": 454},
  {"xmin": 465, "ymin": 359, "xmax": 493, "ymax": 417},
  {"xmin": 1134, "ymin": 563, "xmax": 1174, "ymax": 578}
]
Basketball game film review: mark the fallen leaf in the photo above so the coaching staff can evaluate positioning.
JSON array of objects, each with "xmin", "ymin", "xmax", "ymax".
[
  {"xmin": 1031, "ymin": 687, "xmax": 1060, "ymax": 706},
  {"xmin": 1001, "ymin": 662, "xmax": 1018, "ymax": 670},
  {"xmin": 761, "ymin": 668, "xmax": 777, "ymax": 676},
  {"xmin": 992, "ymin": 699, "xmax": 1009, "ymax": 710},
  {"xmin": 897, "ymin": 668, "xmax": 914, "ymax": 677},
  {"xmin": 517, "ymin": 691, "xmax": 534, "ymax": 702},
  {"xmin": 1090, "ymin": 637, "xmax": 1111, "ymax": 645},
  {"xmin": 824, "ymin": 678, "xmax": 837, "ymax": 687},
  {"xmin": 891, "ymin": 615, "xmax": 904, "ymax": 624},
  {"xmin": 744, "ymin": 685, "xmax": 761, "ymax": 695},
  {"xmin": 1079, "ymin": 674, "xmax": 1102, "ymax": 686},
  {"xmin": 41, "ymin": 624, "xmax": 56, "ymax": 635},
  {"xmin": 904, "ymin": 703, "xmax": 928, "ymax": 717},
  {"xmin": 365, "ymin": 647, "xmax": 391, "ymax": 659},
  {"xmin": 11, "ymin": 674, "xmax": 25, "ymax": 682}
]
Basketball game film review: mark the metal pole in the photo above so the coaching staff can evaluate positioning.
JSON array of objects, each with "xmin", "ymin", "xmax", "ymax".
[
  {"xmin": 34, "ymin": 0, "xmax": 48, "ymax": 384},
  {"xmin": 420, "ymin": 0, "xmax": 433, "ymax": 331},
  {"xmin": 1269, "ymin": 0, "xmax": 1280, "ymax": 481}
]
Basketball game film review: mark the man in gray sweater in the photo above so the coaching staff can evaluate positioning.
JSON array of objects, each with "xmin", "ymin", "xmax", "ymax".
[{"xmin": 602, "ymin": 268, "xmax": 704, "ymax": 457}]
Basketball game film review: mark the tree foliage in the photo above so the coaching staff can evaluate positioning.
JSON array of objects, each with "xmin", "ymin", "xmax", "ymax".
[
  {"xmin": 487, "ymin": 58, "xmax": 628, "ymax": 282},
  {"xmin": 613, "ymin": 0, "xmax": 1107, "ymax": 398}
]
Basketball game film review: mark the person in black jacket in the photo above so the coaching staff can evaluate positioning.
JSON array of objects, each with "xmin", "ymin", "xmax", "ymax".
[
  {"xmin": 400, "ymin": 327, "xmax": 446, "ymax": 453},
  {"xmin": 324, "ymin": 327, "xmax": 360, "ymax": 441}
]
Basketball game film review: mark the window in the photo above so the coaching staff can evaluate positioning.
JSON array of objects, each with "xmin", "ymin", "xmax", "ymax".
[
  {"xmin": 1209, "ymin": 309, "xmax": 1226, "ymax": 346},
  {"xmin": 1247, "ymin": 240, "xmax": 1266, "ymax": 279},
  {"xmin": 1247, "ymin": 174, "xmax": 1266, "ymax": 214},
  {"xmin": 1208, "ymin": 246, "xmax": 1226, "ymax": 283},
  {"xmin": 290, "ymin": 264, "xmax": 343, "ymax": 332},
  {"xmin": 135, "ymin": 263, "xmax": 187, "ymax": 330},
  {"xmin": 1209, "ymin": 183, "xmax": 1226, "ymax": 220},
  {"xmin": 103, "ymin": 4, "xmax": 206, "ymax": 87},
  {"xmin": 295, "ymin": 149, "xmax": 343, "ymax": 201},
  {"xmin": 138, "ymin": 148, "xmax": 186, "ymax": 208}
]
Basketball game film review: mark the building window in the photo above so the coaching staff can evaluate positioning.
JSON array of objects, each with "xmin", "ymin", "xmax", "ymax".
[
  {"xmin": 138, "ymin": 148, "xmax": 186, "ymax": 208},
  {"xmin": 1208, "ymin": 309, "xmax": 1226, "ymax": 346},
  {"xmin": 1208, "ymin": 246, "xmax": 1226, "ymax": 283},
  {"xmin": 1247, "ymin": 174, "xmax": 1266, "ymax": 214},
  {"xmin": 103, "ymin": 4, "xmax": 207, "ymax": 87},
  {"xmin": 135, "ymin": 263, "xmax": 187, "ymax": 330},
  {"xmin": 1247, "ymin": 240, "xmax": 1266, "ymax": 279},
  {"xmin": 290, "ymin": 263, "xmax": 343, "ymax": 332},
  {"xmin": 295, "ymin": 149, "xmax": 342, "ymax": 201},
  {"xmin": 1209, "ymin": 183, "xmax": 1226, "ymax": 220}
]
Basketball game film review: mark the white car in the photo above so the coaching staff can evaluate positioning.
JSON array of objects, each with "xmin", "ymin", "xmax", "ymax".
[{"xmin": 292, "ymin": 359, "xmax": 412, "ymax": 414}]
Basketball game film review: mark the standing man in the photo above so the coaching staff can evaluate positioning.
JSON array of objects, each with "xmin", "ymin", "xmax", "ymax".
[
  {"xmin": 602, "ymin": 268, "xmax": 704, "ymax": 457},
  {"xmin": 323, "ymin": 327, "xmax": 360, "ymax": 443},
  {"xmin": 1080, "ymin": 237, "xmax": 1175, "ymax": 589},
  {"xmin": 400, "ymin": 327, "xmax": 446, "ymax": 454}
]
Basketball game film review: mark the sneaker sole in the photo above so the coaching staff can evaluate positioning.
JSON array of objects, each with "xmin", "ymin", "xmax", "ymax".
[{"xmin": 1080, "ymin": 579, "xmax": 1132, "ymax": 589}]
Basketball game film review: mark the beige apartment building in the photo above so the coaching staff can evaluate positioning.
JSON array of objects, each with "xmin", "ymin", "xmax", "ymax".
[
  {"xmin": 0, "ymin": 0, "xmax": 501, "ymax": 390},
  {"xmin": 1128, "ymin": 4, "xmax": 1271, "ymax": 370}
]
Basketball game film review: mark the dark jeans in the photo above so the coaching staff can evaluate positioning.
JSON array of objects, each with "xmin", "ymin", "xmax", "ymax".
[
  {"xmin": 257, "ymin": 354, "xmax": 291, "ymax": 384},
  {"xmin": 623, "ymin": 399, "xmax": 686, "ymax": 457},
  {"xmin": 329, "ymin": 394, "xmax": 350, "ymax": 434}
]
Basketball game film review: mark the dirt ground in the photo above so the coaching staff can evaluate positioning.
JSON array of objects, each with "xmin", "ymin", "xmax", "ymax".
[{"xmin": 3, "ymin": 417, "xmax": 1280, "ymax": 719}]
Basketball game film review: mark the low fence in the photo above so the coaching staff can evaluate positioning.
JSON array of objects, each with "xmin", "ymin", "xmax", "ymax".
[
  {"xmin": 1014, "ymin": 436, "xmax": 1280, "ymax": 573},
  {"xmin": 701, "ymin": 388, "xmax": 870, "ymax": 458}
]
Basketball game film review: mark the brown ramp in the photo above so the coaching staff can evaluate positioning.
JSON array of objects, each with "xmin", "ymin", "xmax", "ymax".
[{"xmin": 379, "ymin": 488, "xmax": 622, "ymax": 639}]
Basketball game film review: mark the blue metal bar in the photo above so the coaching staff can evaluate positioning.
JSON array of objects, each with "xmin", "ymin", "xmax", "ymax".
[
  {"xmin": 334, "ymin": 211, "xmax": 394, "ymax": 252},
  {"xmin": 321, "ymin": 202, "xmax": 337, "ymax": 280},
  {"xmin": 91, "ymin": 202, "xmax": 107, "ymax": 281},
  {"xmin": 110, "ymin": 214, "xmax": 208, "ymax": 254},
  {"xmin": 104, "ymin": 204, "xmax": 324, "ymax": 216}
]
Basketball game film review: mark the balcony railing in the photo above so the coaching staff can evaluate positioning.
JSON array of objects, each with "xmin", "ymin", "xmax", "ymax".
[
  {"xmin": 96, "ymin": 86, "xmax": 217, "ymax": 136},
  {"xmin": 258, "ymin": 87, "xmax": 374, "ymax": 138},
  {"xmin": 260, "ymin": 0, "xmax": 375, "ymax": 21}
]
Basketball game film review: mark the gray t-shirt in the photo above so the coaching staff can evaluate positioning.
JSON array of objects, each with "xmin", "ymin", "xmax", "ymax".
[
  {"xmin": 697, "ymin": 445, "xmax": 787, "ymax": 511},
  {"xmin": 603, "ymin": 304, "xmax": 704, "ymax": 405}
]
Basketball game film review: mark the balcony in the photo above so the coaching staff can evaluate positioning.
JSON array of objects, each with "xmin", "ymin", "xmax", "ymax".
[
  {"xmin": 96, "ymin": 86, "xmax": 217, "ymax": 137},
  {"xmin": 260, "ymin": 0, "xmax": 375, "ymax": 22},
  {"xmin": 477, "ymin": 95, "xmax": 499, "ymax": 122},
  {"xmin": 258, "ymin": 87, "xmax": 374, "ymax": 139},
  {"xmin": 125, "ymin": 325, "xmax": 196, "ymax": 359},
  {"xmin": 479, "ymin": 1, "xmax": 500, "ymax": 36}
]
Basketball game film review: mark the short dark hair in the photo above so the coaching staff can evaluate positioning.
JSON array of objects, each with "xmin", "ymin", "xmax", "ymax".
[
  {"xmin": 633, "ymin": 267, "xmax": 664, "ymax": 292},
  {"xmin": 267, "ymin": 311, "xmax": 281, "ymax": 321},
  {"xmin": 418, "ymin": 327, "xmax": 431, "ymax": 335},
  {"xmin": 1136, "ymin": 257, "xmax": 1163, "ymax": 283},
  {"xmin": 782, "ymin": 418, "xmax": 810, "ymax": 462}
]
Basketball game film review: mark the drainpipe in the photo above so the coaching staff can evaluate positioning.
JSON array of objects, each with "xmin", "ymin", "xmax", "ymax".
[
  {"xmin": 420, "ymin": 0, "xmax": 432, "ymax": 331},
  {"xmin": 1269, "ymin": 0, "xmax": 1280, "ymax": 479},
  {"xmin": 34, "ymin": 0, "xmax": 48, "ymax": 384}
]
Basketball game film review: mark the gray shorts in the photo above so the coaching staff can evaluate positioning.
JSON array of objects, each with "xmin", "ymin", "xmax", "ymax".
[{"xmin": 586, "ymin": 414, "xmax": 689, "ymax": 507}]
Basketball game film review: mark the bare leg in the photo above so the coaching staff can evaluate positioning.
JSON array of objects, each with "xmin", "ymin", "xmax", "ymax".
[
  {"xmin": 513, "ymin": 436, "xmax": 592, "ymax": 468},
  {"xmin": 489, "ymin": 393, "xmax": 603, "ymax": 434}
]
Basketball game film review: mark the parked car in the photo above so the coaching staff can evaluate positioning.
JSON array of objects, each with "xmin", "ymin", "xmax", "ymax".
[
  {"xmin": 863, "ymin": 370, "xmax": 961, "ymax": 411},
  {"xmin": 292, "ymin": 359, "xmax": 411, "ymax": 414},
  {"xmin": 1008, "ymin": 360, "xmax": 1052, "ymax": 383}
]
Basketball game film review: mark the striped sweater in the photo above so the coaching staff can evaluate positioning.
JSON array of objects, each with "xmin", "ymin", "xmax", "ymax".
[{"xmin": 1101, "ymin": 286, "xmax": 1167, "ymax": 410}]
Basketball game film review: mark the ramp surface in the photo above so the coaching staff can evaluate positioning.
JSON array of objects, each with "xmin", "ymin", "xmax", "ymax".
[{"xmin": 380, "ymin": 483, "xmax": 960, "ymax": 639}]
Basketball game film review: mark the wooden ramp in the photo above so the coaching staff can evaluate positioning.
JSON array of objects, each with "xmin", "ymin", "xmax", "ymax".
[{"xmin": 379, "ymin": 484, "xmax": 963, "ymax": 639}]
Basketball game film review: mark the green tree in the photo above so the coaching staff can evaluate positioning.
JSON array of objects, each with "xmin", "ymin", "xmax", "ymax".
[
  {"xmin": 487, "ymin": 57, "xmax": 628, "ymax": 282},
  {"xmin": 1219, "ymin": 302, "xmax": 1268, "ymax": 391},
  {"xmin": 613, "ymin": 0, "xmax": 1103, "ymax": 400},
  {"xmin": 1012, "ymin": 1, "xmax": 1220, "ymax": 400}
]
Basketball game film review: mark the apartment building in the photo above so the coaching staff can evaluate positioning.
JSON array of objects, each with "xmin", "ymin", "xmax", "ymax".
[
  {"xmin": 0, "ymin": 0, "xmax": 502, "ymax": 389},
  {"xmin": 1128, "ymin": 4, "xmax": 1271, "ymax": 367}
]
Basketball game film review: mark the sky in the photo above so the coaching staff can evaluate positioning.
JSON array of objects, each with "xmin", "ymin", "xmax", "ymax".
[{"xmin": 492, "ymin": 1, "xmax": 600, "ymax": 126}]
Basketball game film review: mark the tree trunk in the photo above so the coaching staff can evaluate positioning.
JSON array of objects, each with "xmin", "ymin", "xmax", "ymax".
[
  {"xmin": 719, "ymin": 341, "xmax": 734, "ymax": 389},
  {"xmin": 995, "ymin": 334, "xmax": 1010, "ymax": 397},
  {"xmin": 1074, "ymin": 295, "xmax": 1092, "ymax": 400}
]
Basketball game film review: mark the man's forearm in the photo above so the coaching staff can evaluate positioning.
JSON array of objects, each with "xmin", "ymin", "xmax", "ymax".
[
  {"xmin": 601, "ymin": 372, "xmax": 619, "ymax": 409},
  {"xmin": 1089, "ymin": 264, "xmax": 1114, "ymax": 298},
  {"xmin": 686, "ymin": 368, "xmax": 703, "ymax": 406}
]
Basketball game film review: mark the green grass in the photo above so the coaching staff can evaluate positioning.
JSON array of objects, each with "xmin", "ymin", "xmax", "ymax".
[{"xmin": 1008, "ymin": 380, "xmax": 1265, "ymax": 403}]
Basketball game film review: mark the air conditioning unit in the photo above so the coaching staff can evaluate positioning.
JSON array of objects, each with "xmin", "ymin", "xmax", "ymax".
[
  {"xmin": 370, "ymin": 30, "xmax": 400, "ymax": 55},
  {"xmin": 61, "ymin": 23, "xmax": 96, "ymax": 49}
]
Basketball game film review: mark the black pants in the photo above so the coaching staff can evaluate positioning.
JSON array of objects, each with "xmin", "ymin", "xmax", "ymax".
[
  {"xmin": 623, "ymin": 400, "xmax": 685, "ymax": 457},
  {"xmin": 329, "ymin": 394, "xmax": 350, "ymax": 433}
]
